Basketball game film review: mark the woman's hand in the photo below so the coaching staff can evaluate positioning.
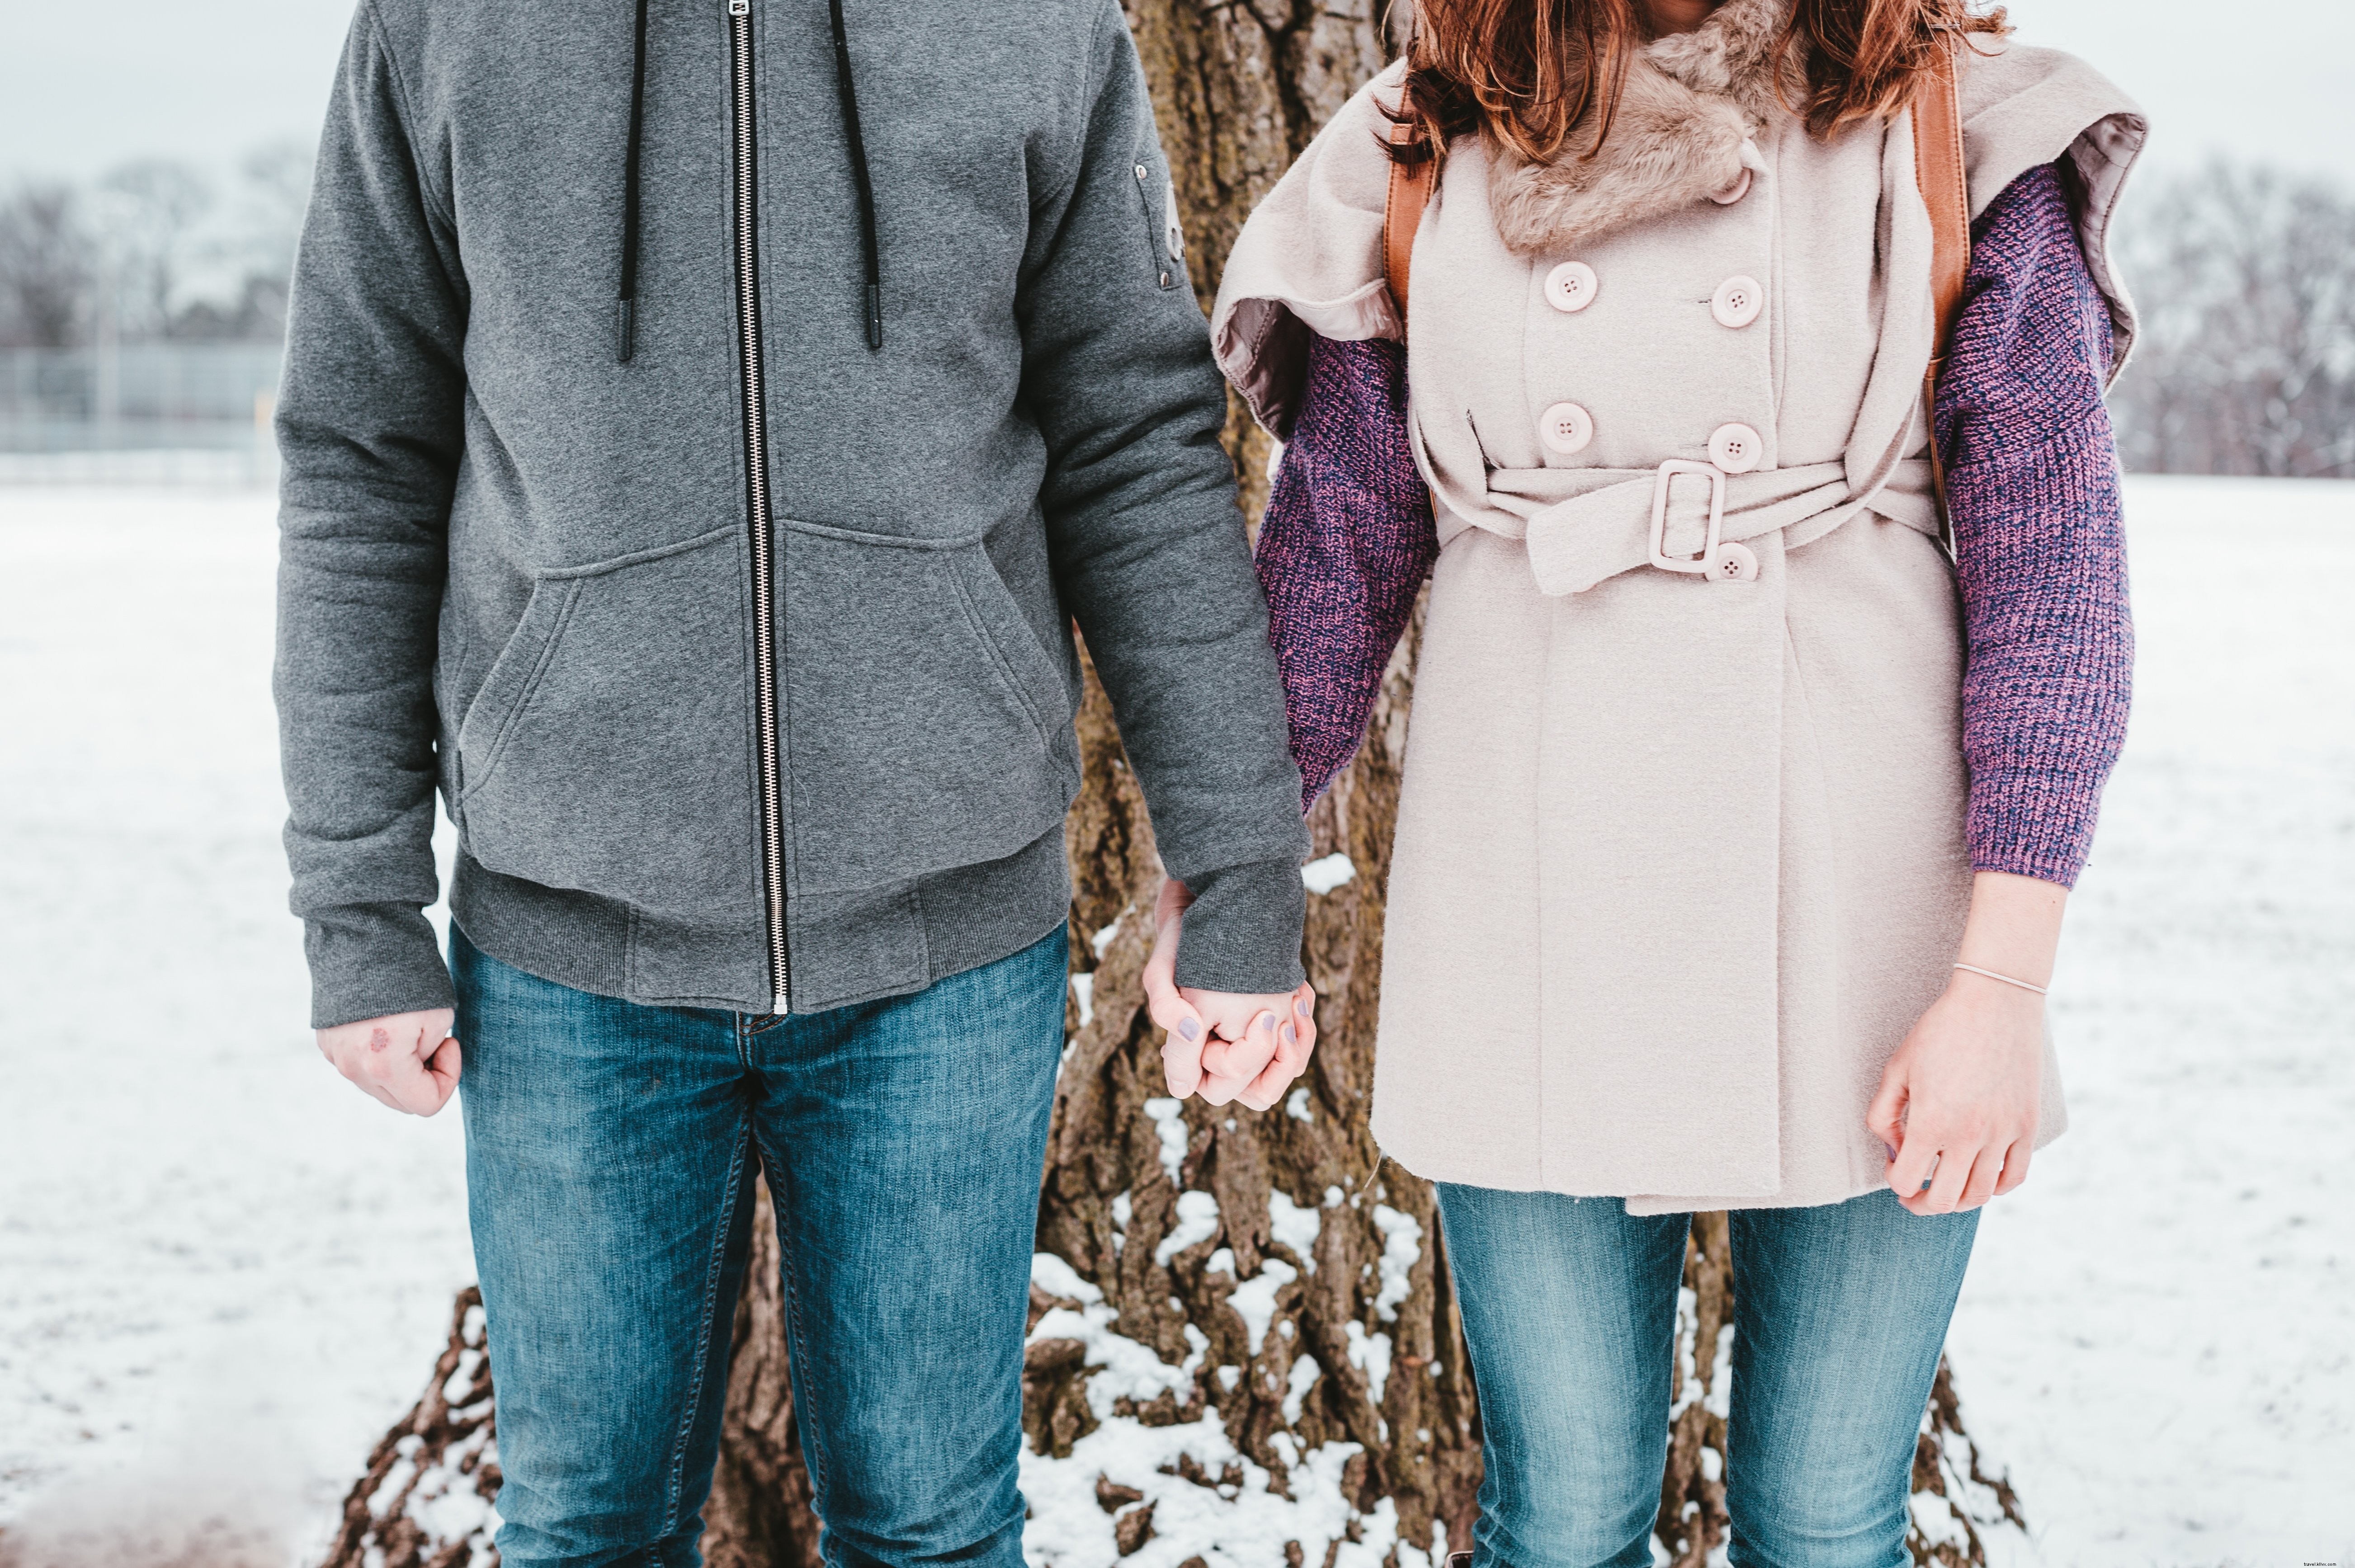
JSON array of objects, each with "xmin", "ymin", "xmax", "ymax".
[
  {"xmin": 1141, "ymin": 875, "xmax": 1318, "ymax": 1111},
  {"xmin": 1869, "ymin": 976, "xmax": 2043, "ymax": 1213},
  {"xmin": 1868, "ymin": 871, "xmax": 2066, "ymax": 1215}
]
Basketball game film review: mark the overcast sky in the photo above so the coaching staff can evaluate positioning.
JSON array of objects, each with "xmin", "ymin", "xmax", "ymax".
[{"xmin": 1, "ymin": 0, "xmax": 2346, "ymax": 187}]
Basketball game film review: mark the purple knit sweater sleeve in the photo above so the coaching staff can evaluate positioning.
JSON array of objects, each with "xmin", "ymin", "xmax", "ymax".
[
  {"xmin": 1935, "ymin": 162, "xmax": 2134, "ymax": 888},
  {"xmin": 1255, "ymin": 334, "xmax": 1438, "ymax": 809}
]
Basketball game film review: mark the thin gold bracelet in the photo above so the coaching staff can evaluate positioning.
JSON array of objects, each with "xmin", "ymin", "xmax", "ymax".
[{"xmin": 1953, "ymin": 962, "xmax": 2048, "ymax": 997}]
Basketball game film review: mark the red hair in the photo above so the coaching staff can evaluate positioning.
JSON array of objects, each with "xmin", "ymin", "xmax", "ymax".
[{"xmin": 1389, "ymin": 0, "xmax": 2009, "ymax": 164}]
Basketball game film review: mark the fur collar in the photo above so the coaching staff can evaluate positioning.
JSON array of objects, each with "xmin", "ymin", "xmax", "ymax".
[{"xmin": 1488, "ymin": 0, "xmax": 1798, "ymax": 256}]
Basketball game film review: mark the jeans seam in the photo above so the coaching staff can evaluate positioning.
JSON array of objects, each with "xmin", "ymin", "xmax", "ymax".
[
  {"xmin": 767, "ymin": 1139, "xmax": 837, "ymax": 1565},
  {"xmin": 656, "ymin": 1116, "xmax": 754, "ymax": 1544}
]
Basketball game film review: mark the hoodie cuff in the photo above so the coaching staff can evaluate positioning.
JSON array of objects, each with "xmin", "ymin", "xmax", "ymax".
[
  {"xmin": 1171, "ymin": 858, "xmax": 1308, "ymax": 995},
  {"xmin": 303, "ymin": 902, "xmax": 458, "ymax": 1030}
]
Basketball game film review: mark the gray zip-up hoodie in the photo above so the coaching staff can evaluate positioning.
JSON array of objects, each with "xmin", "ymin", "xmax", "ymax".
[{"xmin": 275, "ymin": 0, "xmax": 1308, "ymax": 1028}]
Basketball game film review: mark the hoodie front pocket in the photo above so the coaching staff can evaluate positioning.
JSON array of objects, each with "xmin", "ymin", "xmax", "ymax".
[
  {"xmin": 779, "ymin": 519, "xmax": 1078, "ymax": 893},
  {"xmin": 453, "ymin": 527, "xmax": 759, "ymax": 915}
]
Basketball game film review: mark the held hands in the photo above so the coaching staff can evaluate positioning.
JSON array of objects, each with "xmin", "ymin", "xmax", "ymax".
[
  {"xmin": 317, "ymin": 1008, "xmax": 463, "ymax": 1116},
  {"xmin": 1868, "ymin": 871, "xmax": 2065, "ymax": 1215},
  {"xmin": 1141, "ymin": 875, "xmax": 1317, "ymax": 1111}
]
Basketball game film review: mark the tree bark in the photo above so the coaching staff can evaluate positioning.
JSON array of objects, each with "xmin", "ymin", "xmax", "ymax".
[
  {"xmin": 701, "ymin": 1180, "xmax": 825, "ymax": 1568},
  {"xmin": 326, "ymin": 6, "xmax": 2029, "ymax": 1564}
]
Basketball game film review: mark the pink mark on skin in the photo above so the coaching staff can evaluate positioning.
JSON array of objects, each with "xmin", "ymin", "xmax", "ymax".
[{"xmin": 368, "ymin": 1026, "xmax": 392, "ymax": 1054}]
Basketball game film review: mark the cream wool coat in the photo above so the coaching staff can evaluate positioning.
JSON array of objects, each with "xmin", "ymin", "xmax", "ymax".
[{"xmin": 1212, "ymin": 6, "xmax": 2146, "ymax": 1212}]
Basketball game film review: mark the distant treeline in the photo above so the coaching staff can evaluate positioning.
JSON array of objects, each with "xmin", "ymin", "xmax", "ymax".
[
  {"xmin": 2107, "ymin": 161, "xmax": 2355, "ymax": 479},
  {"xmin": 0, "ymin": 143, "xmax": 309, "ymax": 350},
  {"xmin": 0, "ymin": 146, "xmax": 2347, "ymax": 477}
]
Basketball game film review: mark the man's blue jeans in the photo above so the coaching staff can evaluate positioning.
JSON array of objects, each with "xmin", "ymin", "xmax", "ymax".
[
  {"xmin": 1436, "ymin": 1185, "xmax": 1980, "ymax": 1568},
  {"xmin": 452, "ymin": 922, "xmax": 1070, "ymax": 1568}
]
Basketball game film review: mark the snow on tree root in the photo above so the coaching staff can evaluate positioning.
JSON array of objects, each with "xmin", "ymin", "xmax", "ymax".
[
  {"xmin": 320, "ymin": 1286, "xmax": 500, "ymax": 1568},
  {"xmin": 1030, "ymin": 635, "xmax": 1485, "ymax": 1568}
]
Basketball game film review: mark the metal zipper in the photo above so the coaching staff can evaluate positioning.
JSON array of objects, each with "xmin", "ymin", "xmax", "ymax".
[{"xmin": 728, "ymin": 0, "xmax": 790, "ymax": 1012}]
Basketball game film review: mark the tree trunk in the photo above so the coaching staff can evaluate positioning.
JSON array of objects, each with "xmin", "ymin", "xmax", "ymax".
[
  {"xmin": 325, "ymin": 6, "xmax": 2029, "ymax": 1564},
  {"xmin": 701, "ymin": 1180, "xmax": 825, "ymax": 1568}
]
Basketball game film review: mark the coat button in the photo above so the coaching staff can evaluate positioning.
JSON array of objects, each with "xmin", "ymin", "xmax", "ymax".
[
  {"xmin": 1538, "ymin": 401, "xmax": 1594, "ymax": 455},
  {"xmin": 1708, "ymin": 167, "xmax": 1752, "ymax": 205},
  {"xmin": 1544, "ymin": 261, "xmax": 1598, "ymax": 313},
  {"xmin": 1708, "ymin": 421, "xmax": 1762, "ymax": 472},
  {"xmin": 1711, "ymin": 274, "xmax": 1763, "ymax": 329},
  {"xmin": 1709, "ymin": 541, "xmax": 1760, "ymax": 582}
]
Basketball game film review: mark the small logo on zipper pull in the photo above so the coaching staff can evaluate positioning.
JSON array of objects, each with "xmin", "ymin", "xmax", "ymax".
[{"xmin": 727, "ymin": 0, "xmax": 750, "ymax": 14}]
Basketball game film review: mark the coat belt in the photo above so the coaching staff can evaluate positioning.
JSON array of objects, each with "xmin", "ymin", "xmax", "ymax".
[{"xmin": 1437, "ymin": 457, "xmax": 1943, "ymax": 594}]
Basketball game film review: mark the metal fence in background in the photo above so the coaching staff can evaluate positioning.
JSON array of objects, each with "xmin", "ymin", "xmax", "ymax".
[{"xmin": 0, "ymin": 343, "xmax": 283, "ymax": 481}]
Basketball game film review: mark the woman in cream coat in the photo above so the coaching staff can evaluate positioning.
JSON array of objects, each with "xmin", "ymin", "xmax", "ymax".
[{"xmin": 1152, "ymin": 0, "xmax": 2144, "ymax": 1561}]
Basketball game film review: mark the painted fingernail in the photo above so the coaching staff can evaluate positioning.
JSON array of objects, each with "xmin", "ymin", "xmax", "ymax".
[
  {"xmin": 1884, "ymin": 1143, "xmax": 1897, "ymax": 1162},
  {"xmin": 1256, "ymin": 1012, "xmax": 1276, "ymax": 1034},
  {"xmin": 1295, "ymin": 997, "xmax": 1311, "ymax": 1017},
  {"xmin": 1281, "ymin": 1022, "xmax": 1296, "ymax": 1045},
  {"xmin": 1179, "ymin": 1018, "xmax": 1200, "ymax": 1042}
]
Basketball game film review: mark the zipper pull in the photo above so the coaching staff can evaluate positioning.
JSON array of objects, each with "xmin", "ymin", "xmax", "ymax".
[{"xmin": 728, "ymin": 0, "xmax": 749, "ymax": 13}]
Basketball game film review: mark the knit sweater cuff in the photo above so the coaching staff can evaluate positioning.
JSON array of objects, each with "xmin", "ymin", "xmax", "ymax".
[
  {"xmin": 1172, "ymin": 858, "xmax": 1308, "ymax": 995},
  {"xmin": 1966, "ymin": 767, "xmax": 2105, "ymax": 888}
]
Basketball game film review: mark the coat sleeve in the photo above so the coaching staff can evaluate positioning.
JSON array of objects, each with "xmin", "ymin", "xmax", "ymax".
[
  {"xmin": 1934, "ymin": 163, "xmax": 2133, "ymax": 889},
  {"xmin": 1208, "ymin": 62, "xmax": 1406, "ymax": 438},
  {"xmin": 273, "ymin": 0, "xmax": 470, "ymax": 1028},
  {"xmin": 1955, "ymin": 38, "xmax": 2148, "ymax": 374},
  {"xmin": 1017, "ymin": 0, "xmax": 1308, "ymax": 994},
  {"xmin": 1258, "ymin": 334, "xmax": 1438, "ymax": 809}
]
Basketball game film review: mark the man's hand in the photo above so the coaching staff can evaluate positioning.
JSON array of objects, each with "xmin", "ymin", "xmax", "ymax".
[
  {"xmin": 1141, "ymin": 876, "xmax": 1317, "ymax": 1111},
  {"xmin": 317, "ymin": 1008, "xmax": 462, "ymax": 1116}
]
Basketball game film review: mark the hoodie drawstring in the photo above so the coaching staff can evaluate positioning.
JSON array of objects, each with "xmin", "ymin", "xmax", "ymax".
[
  {"xmin": 616, "ymin": 0, "xmax": 884, "ymax": 363},
  {"xmin": 616, "ymin": 0, "xmax": 651, "ymax": 362},
  {"xmin": 829, "ymin": 0, "xmax": 883, "ymax": 352}
]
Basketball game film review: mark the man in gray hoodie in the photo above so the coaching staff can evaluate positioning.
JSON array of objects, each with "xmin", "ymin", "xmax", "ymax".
[{"xmin": 276, "ymin": 0, "xmax": 1311, "ymax": 1558}]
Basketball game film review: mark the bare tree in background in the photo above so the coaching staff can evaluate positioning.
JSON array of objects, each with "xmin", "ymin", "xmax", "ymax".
[
  {"xmin": 173, "ymin": 138, "xmax": 314, "ymax": 342},
  {"xmin": 91, "ymin": 159, "xmax": 214, "ymax": 342},
  {"xmin": 0, "ymin": 144, "xmax": 313, "ymax": 352},
  {"xmin": 2110, "ymin": 160, "xmax": 2355, "ymax": 478},
  {"xmin": 0, "ymin": 184, "xmax": 95, "ymax": 349}
]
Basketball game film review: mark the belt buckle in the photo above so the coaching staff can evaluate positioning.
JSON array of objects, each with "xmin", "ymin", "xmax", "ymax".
[
  {"xmin": 1648, "ymin": 459, "xmax": 1760, "ymax": 584},
  {"xmin": 1648, "ymin": 459, "xmax": 1724, "ymax": 574}
]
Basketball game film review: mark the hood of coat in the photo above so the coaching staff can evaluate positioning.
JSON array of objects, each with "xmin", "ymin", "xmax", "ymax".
[{"xmin": 1488, "ymin": 0, "xmax": 1798, "ymax": 256}]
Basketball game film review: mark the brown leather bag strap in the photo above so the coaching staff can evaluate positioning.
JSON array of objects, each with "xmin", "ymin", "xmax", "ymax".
[
  {"xmin": 1912, "ymin": 36, "xmax": 1969, "ymax": 528},
  {"xmin": 1383, "ymin": 108, "xmax": 1438, "ymax": 328},
  {"xmin": 1915, "ymin": 38, "xmax": 1971, "ymax": 360}
]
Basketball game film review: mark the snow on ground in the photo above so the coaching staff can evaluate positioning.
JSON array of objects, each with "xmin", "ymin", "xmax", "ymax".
[
  {"xmin": 0, "ymin": 488, "xmax": 473, "ymax": 1562},
  {"xmin": 1949, "ymin": 477, "xmax": 2355, "ymax": 1568},
  {"xmin": 0, "ymin": 476, "xmax": 2348, "ymax": 1566}
]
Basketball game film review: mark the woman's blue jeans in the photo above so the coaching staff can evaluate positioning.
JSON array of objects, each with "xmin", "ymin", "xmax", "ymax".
[
  {"xmin": 452, "ymin": 922, "xmax": 1070, "ymax": 1568},
  {"xmin": 1435, "ymin": 1185, "xmax": 1980, "ymax": 1568}
]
